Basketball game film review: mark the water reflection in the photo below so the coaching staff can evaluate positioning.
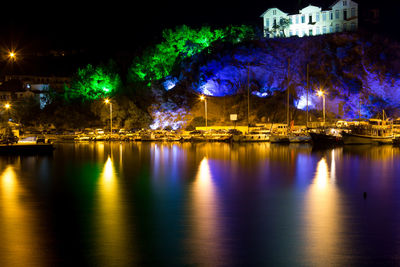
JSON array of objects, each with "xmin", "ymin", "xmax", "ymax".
[
  {"xmin": 185, "ymin": 157, "xmax": 228, "ymax": 265},
  {"xmin": 95, "ymin": 156, "xmax": 133, "ymax": 265},
  {"xmin": 0, "ymin": 165, "xmax": 46, "ymax": 266},
  {"xmin": 304, "ymin": 155, "xmax": 348, "ymax": 265}
]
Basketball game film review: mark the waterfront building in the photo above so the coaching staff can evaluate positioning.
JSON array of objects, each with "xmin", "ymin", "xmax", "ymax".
[{"xmin": 260, "ymin": 0, "xmax": 358, "ymax": 38}]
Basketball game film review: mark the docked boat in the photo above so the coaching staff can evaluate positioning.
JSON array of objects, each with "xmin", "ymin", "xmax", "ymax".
[
  {"xmin": 288, "ymin": 133, "xmax": 311, "ymax": 143},
  {"xmin": 74, "ymin": 135, "xmax": 92, "ymax": 142},
  {"xmin": 269, "ymin": 124, "xmax": 289, "ymax": 143},
  {"xmin": 0, "ymin": 136, "xmax": 55, "ymax": 154},
  {"xmin": 242, "ymin": 129, "xmax": 270, "ymax": 142},
  {"xmin": 342, "ymin": 118, "xmax": 393, "ymax": 145},
  {"xmin": 309, "ymin": 128, "xmax": 343, "ymax": 145},
  {"xmin": 269, "ymin": 134, "xmax": 290, "ymax": 143}
]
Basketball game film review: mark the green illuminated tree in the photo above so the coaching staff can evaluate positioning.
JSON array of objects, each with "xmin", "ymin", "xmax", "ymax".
[
  {"xmin": 65, "ymin": 60, "xmax": 122, "ymax": 101},
  {"xmin": 128, "ymin": 25, "xmax": 255, "ymax": 85}
]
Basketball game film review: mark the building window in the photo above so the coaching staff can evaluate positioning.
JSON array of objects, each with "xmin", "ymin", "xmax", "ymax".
[
  {"xmin": 302, "ymin": 30, "xmax": 305, "ymax": 36},
  {"xmin": 301, "ymin": 15, "xmax": 305, "ymax": 23},
  {"xmin": 309, "ymin": 29, "xmax": 313, "ymax": 35},
  {"xmin": 343, "ymin": 0, "xmax": 347, "ymax": 6},
  {"xmin": 351, "ymin": 22, "xmax": 356, "ymax": 31},
  {"xmin": 344, "ymin": 10, "xmax": 347, "ymax": 20},
  {"xmin": 296, "ymin": 15, "xmax": 299, "ymax": 24},
  {"xmin": 323, "ymin": 26, "xmax": 327, "ymax": 34},
  {"xmin": 266, "ymin": 18, "xmax": 269, "ymax": 28},
  {"xmin": 289, "ymin": 30, "xmax": 293, "ymax": 36},
  {"xmin": 343, "ymin": 23, "xmax": 347, "ymax": 31},
  {"xmin": 351, "ymin": 8, "xmax": 356, "ymax": 17},
  {"xmin": 330, "ymin": 26, "xmax": 333, "ymax": 33},
  {"xmin": 316, "ymin": 12, "xmax": 320, "ymax": 22},
  {"xmin": 273, "ymin": 10, "xmax": 276, "ymax": 15},
  {"xmin": 296, "ymin": 29, "xmax": 299, "ymax": 36},
  {"xmin": 330, "ymin": 11, "xmax": 333, "ymax": 20},
  {"xmin": 336, "ymin": 24, "xmax": 340, "ymax": 32},
  {"xmin": 335, "ymin": 10, "xmax": 340, "ymax": 19},
  {"xmin": 289, "ymin": 17, "xmax": 293, "ymax": 24},
  {"xmin": 316, "ymin": 27, "xmax": 320, "ymax": 35},
  {"xmin": 322, "ymin": 12, "xmax": 327, "ymax": 21}
]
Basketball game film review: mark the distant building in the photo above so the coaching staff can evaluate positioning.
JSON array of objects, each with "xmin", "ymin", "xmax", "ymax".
[
  {"xmin": 0, "ymin": 75, "xmax": 70, "ymax": 109},
  {"xmin": 4, "ymin": 75, "xmax": 70, "ymax": 92},
  {"xmin": 260, "ymin": 0, "xmax": 358, "ymax": 38}
]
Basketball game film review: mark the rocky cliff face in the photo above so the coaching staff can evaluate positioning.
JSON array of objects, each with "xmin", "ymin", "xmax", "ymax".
[{"xmin": 153, "ymin": 32, "xmax": 400, "ymax": 129}]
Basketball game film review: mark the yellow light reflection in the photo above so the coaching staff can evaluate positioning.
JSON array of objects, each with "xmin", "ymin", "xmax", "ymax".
[
  {"xmin": 103, "ymin": 156, "xmax": 114, "ymax": 182},
  {"xmin": 96, "ymin": 156, "xmax": 132, "ymax": 264},
  {"xmin": 0, "ymin": 166, "xmax": 45, "ymax": 266},
  {"xmin": 186, "ymin": 157, "xmax": 227, "ymax": 265},
  {"xmin": 304, "ymin": 157, "xmax": 344, "ymax": 264}
]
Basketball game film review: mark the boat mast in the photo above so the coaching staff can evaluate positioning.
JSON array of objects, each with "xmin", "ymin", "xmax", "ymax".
[
  {"xmin": 247, "ymin": 62, "xmax": 250, "ymax": 132},
  {"xmin": 287, "ymin": 58, "xmax": 290, "ymax": 132},
  {"xmin": 306, "ymin": 64, "xmax": 309, "ymax": 128}
]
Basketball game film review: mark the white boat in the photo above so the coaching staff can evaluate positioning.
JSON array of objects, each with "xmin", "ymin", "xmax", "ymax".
[
  {"xmin": 242, "ymin": 129, "xmax": 270, "ymax": 142},
  {"xmin": 74, "ymin": 135, "xmax": 92, "ymax": 141},
  {"xmin": 342, "ymin": 118, "xmax": 393, "ymax": 145}
]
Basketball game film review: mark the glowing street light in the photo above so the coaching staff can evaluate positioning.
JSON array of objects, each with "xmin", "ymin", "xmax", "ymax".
[
  {"xmin": 104, "ymin": 99, "xmax": 112, "ymax": 136},
  {"xmin": 8, "ymin": 51, "xmax": 16, "ymax": 61},
  {"xmin": 316, "ymin": 90, "xmax": 326, "ymax": 125},
  {"xmin": 4, "ymin": 103, "xmax": 11, "ymax": 121},
  {"xmin": 200, "ymin": 95, "xmax": 207, "ymax": 129}
]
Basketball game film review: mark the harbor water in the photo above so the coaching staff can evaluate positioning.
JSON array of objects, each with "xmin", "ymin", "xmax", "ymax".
[{"xmin": 1, "ymin": 142, "xmax": 400, "ymax": 266}]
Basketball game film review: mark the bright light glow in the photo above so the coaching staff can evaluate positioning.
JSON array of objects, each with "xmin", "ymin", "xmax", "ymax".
[
  {"xmin": 317, "ymin": 90, "xmax": 325, "ymax": 97},
  {"xmin": 315, "ymin": 157, "xmax": 329, "ymax": 189},
  {"xmin": 200, "ymin": 95, "xmax": 205, "ymax": 101},
  {"xmin": 102, "ymin": 156, "xmax": 114, "ymax": 182},
  {"xmin": 104, "ymin": 99, "xmax": 110, "ymax": 104},
  {"xmin": 252, "ymin": 91, "xmax": 268, "ymax": 97},
  {"xmin": 295, "ymin": 95, "xmax": 308, "ymax": 110},
  {"xmin": 4, "ymin": 103, "xmax": 10, "ymax": 109},
  {"xmin": 9, "ymin": 52, "xmax": 15, "ymax": 59},
  {"xmin": 103, "ymin": 87, "xmax": 110, "ymax": 92}
]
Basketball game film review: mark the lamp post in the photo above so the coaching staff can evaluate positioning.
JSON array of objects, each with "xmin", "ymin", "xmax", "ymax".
[
  {"xmin": 317, "ymin": 90, "xmax": 325, "ymax": 125},
  {"xmin": 104, "ymin": 99, "xmax": 112, "ymax": 136},
  {"xmin": 200, "ymin": 95, "xmax": 207, "ymax": 129}
]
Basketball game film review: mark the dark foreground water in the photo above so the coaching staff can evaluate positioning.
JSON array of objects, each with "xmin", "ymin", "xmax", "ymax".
[{"xmin": 1, "ymin": 142, "xmax": 400, "ymax": 266}]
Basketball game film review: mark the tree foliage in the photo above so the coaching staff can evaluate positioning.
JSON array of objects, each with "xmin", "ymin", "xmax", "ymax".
[
  {"xmin": 128, "ymin": 25, "xmax": 255, "ymax": 84},
  {"xmin": 64, "ymin": 60, "xmax": 122, "ymax": 101}
]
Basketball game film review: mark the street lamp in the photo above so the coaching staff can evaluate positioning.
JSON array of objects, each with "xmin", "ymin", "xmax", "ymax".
[
  {"xmin": 4, "ymin": 103, "xmax": 11, "ymax": 121},
  {"xmin": 104, "ymin": 99, "xmax": 112, "ymax": 136},
  {"xmin": 200, "ymin": 95, "xmax": 207, "ymax": 129},
  {"xmin": 8, "ymin": 51, "xmax": 16, "ymax": 60},
  {"xmin": 316, "ymin": 90, "xmax": 325, "ymax": 125}
]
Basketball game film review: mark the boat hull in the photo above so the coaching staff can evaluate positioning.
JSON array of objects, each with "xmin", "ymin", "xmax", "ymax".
[
  {"xmin": 269, "ymin": 135, "xmax": 289, "ymax": 143},
  {"xmin": 0, "ymin": 144, "xmax": 55, "ymax": 154},
  {"xmin": 342, "ymin": 132, "xmax": 393, "ymax": 145},
  {"xmin": 309, "ymin": 132, "xmax": 342, "ymax": 145}
]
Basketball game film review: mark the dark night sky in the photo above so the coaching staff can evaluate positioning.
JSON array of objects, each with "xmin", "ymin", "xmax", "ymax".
[
  {"xmin": 1, "ymin": 0, "xmax": 396, "ymax": 51},
  {"xmin": 0, "ymin": 0, "xmax": 397, "ymax": 75}
]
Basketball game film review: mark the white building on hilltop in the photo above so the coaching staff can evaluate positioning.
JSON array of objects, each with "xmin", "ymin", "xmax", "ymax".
[{"xmin": 261, "ymin": 0, "xmax": 358, "ymax": 38}]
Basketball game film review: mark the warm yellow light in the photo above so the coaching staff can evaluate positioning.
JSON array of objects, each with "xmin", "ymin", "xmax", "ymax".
[
  {"xmin": 316, "ymin": 90, "xmax": 324, "ymax": 97},
  {"xmin": 9, "ymin": 52, "xmax": 15, "ymax": 58},
  {"xmin": 4, "ymin": 103, "xmax": 10, "ymax": 109},
  {"xmin": 200, "ymin": 95, "xmax": 205, "ymax": 101},
  {"xmin": 104, "ymin": 99, "xmax": 110, "ymax": 104}
]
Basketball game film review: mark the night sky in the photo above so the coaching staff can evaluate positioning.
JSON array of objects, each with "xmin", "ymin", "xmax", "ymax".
[{"xmin": 0, "ymin": 0, "xmax": 397, "ymax": 75}]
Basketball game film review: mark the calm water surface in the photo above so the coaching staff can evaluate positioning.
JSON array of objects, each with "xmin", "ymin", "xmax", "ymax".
[{"xmin": 1, "ymin": 142, "xmax": 400, "ymax": 266}]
